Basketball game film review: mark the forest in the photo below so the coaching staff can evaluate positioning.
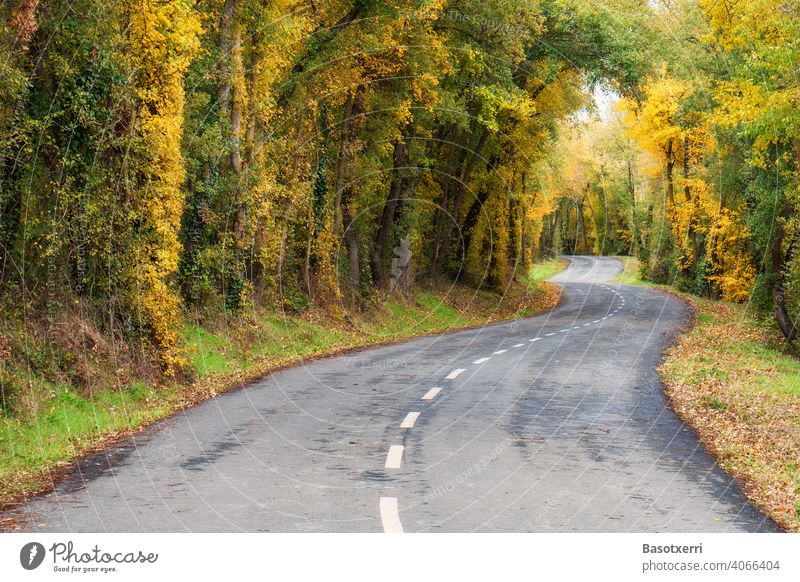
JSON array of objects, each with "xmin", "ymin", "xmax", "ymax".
[{"xmin": 0, "ymin": 1, "xmax": 798, "ymax": 403}]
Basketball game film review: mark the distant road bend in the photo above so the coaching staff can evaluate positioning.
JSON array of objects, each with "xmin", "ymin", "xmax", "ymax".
[{"xmin": 7, "ymin": 256, "xmax": 778, "ymax": 532}]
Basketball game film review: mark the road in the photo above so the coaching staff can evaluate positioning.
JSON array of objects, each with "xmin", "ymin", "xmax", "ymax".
[{"xmin": 5, "ymin": 256, "xmax": 778, "ymax": 532}]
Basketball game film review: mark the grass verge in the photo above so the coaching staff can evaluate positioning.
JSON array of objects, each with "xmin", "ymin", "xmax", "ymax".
[
  {"xmin": 0, "ymin": 263, "xmax": 564, "ymax": 519},
  {"xmin": 617, "ymin": 256, "xmax": 800, "ymax": 531}
]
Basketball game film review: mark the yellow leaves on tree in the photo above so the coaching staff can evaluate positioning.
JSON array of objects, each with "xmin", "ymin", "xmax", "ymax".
[
  {"xmin": 129, "ymin": 0, "xmax": 201, "ymax": 374},
  {"xmin": 700, "ymin": 0, "xmax": 787, "ymax": 51},
  {"xmin": 621, "ymin": 69, "xmax": 755, "ymax": 300},
  {"xmin": 618, "ymin": 70, "xmax": 687, "ymax": 184},
  {"xmin": 707, "ymin": 208, "xmax": 756, "ymax": 302}
]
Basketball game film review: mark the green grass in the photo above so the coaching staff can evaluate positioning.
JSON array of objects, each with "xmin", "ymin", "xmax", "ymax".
[
  {"xmin": 613, "ymin": 256, "xmax": 644, "ymax": 285},
  {"xmin": 182, "ymin": 325, "xmax": 234, "ymax": 377},
  {"xmin": 374, "ymin": 293, "xmax": 470, "ymax": 337},
  {"xmin": 251, "ymin": 316, "xmax": 350, "ymax": 359},
  {"xmin": 0, "ymin": 381, "xmax": 172, "ymax": 498},
  {"xmin": 526, "ymin": 258, "xmax": 567, "ymax": 285}
]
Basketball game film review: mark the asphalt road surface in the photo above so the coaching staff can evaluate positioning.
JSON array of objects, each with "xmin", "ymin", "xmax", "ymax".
[{"xmin": 5, "ymin": 256, "xmax": 778, "ymax": 532}]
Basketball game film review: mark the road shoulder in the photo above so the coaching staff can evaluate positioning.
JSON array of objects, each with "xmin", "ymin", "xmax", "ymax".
[{"xmin": 617, "ymin": 257, "xmax": 799, "ymax": 532}]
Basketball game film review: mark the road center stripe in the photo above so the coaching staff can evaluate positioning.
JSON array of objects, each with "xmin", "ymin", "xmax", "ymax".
[
  {"xmin": 473, "ymin": 357, "xmax": 490, "ymax": 364},
  {"xmin": 446, "ymin": 368, "xmax": 466, "ymax": 379},
  {"xmin": 385, "ymin": 445, "xmax": 404, "ymax": 469},
  {"xmin": 400, "ymin": 412, "xmax": 421, "ymax": 428},
  {"xmin": 422, "ymin": 387, "xmax": 441, "ymax": 400},
  {"xmin": 529, "ymin": 337, "xmax": 541, "ymax": 342},
  {"xmin": 379, "ymin": 497, "xmax": 404, "ymax": 533},
  {"xmin": 493, "ymin": 349, "xmax": 507, "ymax": 355}
]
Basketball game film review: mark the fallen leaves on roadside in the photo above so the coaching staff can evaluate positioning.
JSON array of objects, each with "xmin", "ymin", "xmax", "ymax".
[{"xmin": 661, "ymin": 297, "xmax": 800, "ymax": 532}]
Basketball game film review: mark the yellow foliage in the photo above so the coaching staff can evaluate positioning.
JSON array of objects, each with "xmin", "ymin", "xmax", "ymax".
[
  {"xmin": 707, "ymin": 208, "xmax": 756, "ymax": 302},
  {"xmin": 129, "ymin": 0, "xmax": 201, "ymax": 374}
]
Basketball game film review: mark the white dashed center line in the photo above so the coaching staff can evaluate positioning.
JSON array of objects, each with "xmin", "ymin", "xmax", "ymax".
[
  {"xmin": 529, "ymin": 337, "xmax": 541, "ymax": 342},
  {"xmin": 379, "ymin": 497, "xmax": 404, "ymax": 533},
  {"xmin": 400, "ymin": 412, "xmax": 421, "ymax": 429},
  {"xmin": 473, "ymin": 357, "xmax": 490, "ymax": 365},
  {"xmin": 422, "ymin": 387, "xmax": 441, "ymax": 400},
  {"xmin": 445, "ymin": 368, "xmax": 466, "ymax": 379},
  {"xmin": 545, "ymin": 332, "xmax": 555, "ymax": 336},
  {"xmin": 385, "ymin": 445, "xmax": 404, "ymax": 469},
  {"xmin": 493, "ymin": 350, "xmax": 507, "ymax": 355},
  {"xmin": 513, "ymin": 343, "xmax": 524, "ymax": 348}
]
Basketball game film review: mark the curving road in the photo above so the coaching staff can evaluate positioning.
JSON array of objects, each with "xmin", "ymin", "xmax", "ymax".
[{"xmin": 5, "ymin": 256, "xmax": 778, "ymax": 532}]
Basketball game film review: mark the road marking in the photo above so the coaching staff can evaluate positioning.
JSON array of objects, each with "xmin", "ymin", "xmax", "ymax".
[
  {"xmin": 608, "ymin": 314, "xmax": 614, "ymax": 317},
  {"xmin": 379, "ymin": 497, "xmax": 404, "ymax": 533},
  {"xmin": 446, "ymin": 368, "xmax": 466, "ymax": 379},
  {"xmin": 400, "ymin": 411, "xmax": 421, "ymax": 428},
  {"xmin": 513, "ymin": 343, "xmax": 524, "ymax": 348},
  {"xmin": 593, "ymin": 320, "xmax": 600, "ymax": 323},
  {"xmin": 545, "ymin": 332, "xmax": 555, "ymax": 336},
  {"xmin": 422, "ymin": 387, "xmax": 441, "ymax": 400},
  {"xmin": 385, "ymin": 445, "xmax": 404, "ymax": 469},
  {"xmin": 583, "ymin": 322, "xmax": 591, "ymax": 326},
  {"xmin": 493, "ymin": 349, "xmax": 507, "ymax": 355},
  {"xmin": 602, "ymin": 316, "xmax": 608, "ymax": 319},
  {"xmin": 529, "ymin": 337, "xmax": 541, "ymax": 342},
  {"xmin": 559, "ymin": 328, "xmax": 569, "ymax": 332},
  {"xmin": 473, "ymin": 357, "xmax": 490, "ymax": 365},
  {"xmin": 573, "ymin": 326, "xmax": 581, "ymax": 329}
]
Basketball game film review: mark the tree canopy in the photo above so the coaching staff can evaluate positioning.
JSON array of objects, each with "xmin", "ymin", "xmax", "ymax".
[{"xmin": 2, "ymin": 0, "xmax": 799, "ymax": 376}]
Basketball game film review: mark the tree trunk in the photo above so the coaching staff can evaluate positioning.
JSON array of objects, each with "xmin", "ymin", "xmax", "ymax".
[
  {"xmin": 332, "ymin": 94, "xmax": 355, "ymax": 237},
  {"xmin": 371, "ymin": 134, "xmax": 410, "ymax": 287},
  {"xmin": 771, "ymin": 205, "xmax": 797, "ymax": 341},
  {"xmin": 217, "ymin": 0, "xmax": 237, "ymax": 112},
  {"xmin": 432, "ymin": 128, "xmax": 489, "ymax": 273},
  {"xmin": 665, "ymin": 140, "xmax": 675, "ymax": 207},
  {"xmin": 430, "ymin": 126, "xmax": 461, "ymax": 270},
  {"xmin": 683, "ymin": 135, "xmax": 698, "ymax": 270},
  {"xmin": 627, "ymin": 159, "xmax": 636, "ymax": 255},
  {"xmin": 229, "ymin": 0, "xmax": 244, "ymax": 175},
  {"xmin": 338, "ymin": 85, "xmax": 366, "ymax": 289}
]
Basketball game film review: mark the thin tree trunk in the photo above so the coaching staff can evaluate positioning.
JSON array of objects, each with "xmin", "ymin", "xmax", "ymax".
[
  {"xmin": 332, "ymin": 94, "xmax": 355, "ymax": 238},
  {"xmin": 772, "ymin": 204, "xmax": 797, "ymax": 341},
  {"xmin": 245, "ymin": 33, "xmax": 260, "ymax": 167},
  {"xmin": 683, "ymin": 135, "xmax": 698, "ymax": 270},
  {"xmin": 665, "ymin": 140, "xmax": 675, "ymax": 207},
  {"xmin": 628, "ymin": 159, "xmax": 636, "ymax": 255},
  {"xmin": 218, "ymin": 0, "xmax": 237, "ymax": 112},
  {"xmin": 229, "ymin": 0, "xmax": 244, "ymax": 175},
  {"xmin": 338, "ymin": 85, "xmax": 366, "ymax": 289},
  {"xmin": 430, "ymin": 130, "xmax": 461, "ymax": 270},
  {"xmin": 371, "ymin": 134, "xmax": 410, "ymax": 287}
]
